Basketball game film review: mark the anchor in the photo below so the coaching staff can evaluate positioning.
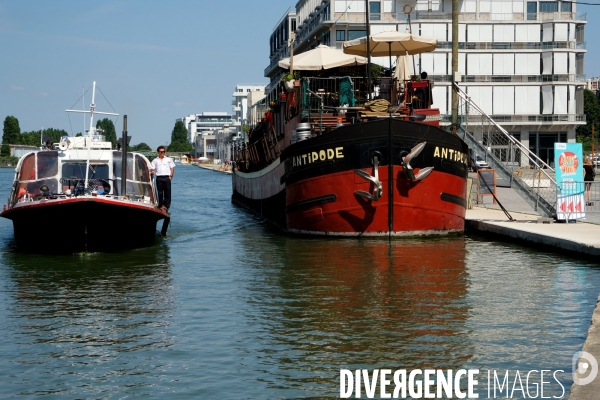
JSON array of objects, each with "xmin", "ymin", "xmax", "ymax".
[
  {"xmin": 354, "ymin": 153, "xmax": 383, "ymax": 201},
  {"xmin": 401, "ymin": 142, "xmax": 433, "ymax": 182}
]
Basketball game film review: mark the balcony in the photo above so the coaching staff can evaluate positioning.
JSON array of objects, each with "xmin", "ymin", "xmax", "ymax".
[
  {"xmin": 328, "ymin": 11, "xmax": 586, "ymax": 24},
  {"xmin": 415, "ymin": 11, "xmax": 586, "ymax": 22}
]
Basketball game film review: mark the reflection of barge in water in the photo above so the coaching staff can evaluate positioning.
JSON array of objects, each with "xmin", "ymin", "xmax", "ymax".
[
  {"xmin": 233, "ymin": 69, "xmax": 467, "ymax": 236},
  {"xmin": 1, "ymin": 82, "xmax": 168, "ymax": 252}
]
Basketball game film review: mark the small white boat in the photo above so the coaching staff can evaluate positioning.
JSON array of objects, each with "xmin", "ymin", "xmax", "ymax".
[{"xmin": 1, "ymin": 82, "xmax": 169, "ymax": 252}]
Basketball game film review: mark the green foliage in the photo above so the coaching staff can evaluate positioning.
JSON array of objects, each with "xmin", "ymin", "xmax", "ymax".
[
  {"xmin": 131, "ymin": 142, "xmax": 152, "ymax": 151},
  {"xmin": 18, "ymin": 128, "xmax": 69, "ymax": 146},
  {"xmin": 577, "ymin": 89, "xmax": 600, "ymax": 141},
  {"xmin": 171, "ymin": 120, "xmax": 188, "ymax": 144},
  {"xmin": 370, "ymin": 64, "xmax": 385, "ymax": 79},
  {"xmin": 167, "ymin": 141, "xmax": 193, "ymax": 153},
  {"xmin": 0, "ymin": 155, "xmax": 18, "ymax": 166},
  {"xmin": 1, "ymin": 143, "xmax": 10, "ymax": 156},
  {"xmin": 3, "ymin": 116, "xmax": 21, "ymax": 145},
  {"xmin": 96, "ymin": 118, "xmax": 117, "ymax": 148},
  {"xmin": 168, "ymin": 120, "xmax": 192, "ymax": 153}
]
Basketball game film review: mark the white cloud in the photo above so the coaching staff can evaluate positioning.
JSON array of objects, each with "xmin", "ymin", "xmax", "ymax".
[
  {"xmin": 10, "ymin": 86, "xmax": 24, "ymax": 91},
  {"xmin": 174, "ymin": 102, "xmax": 184, "ymax": 107}
]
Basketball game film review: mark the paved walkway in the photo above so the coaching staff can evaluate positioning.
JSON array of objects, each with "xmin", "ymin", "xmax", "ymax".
[{"xmin": 197, "ymin": 164, "xmax": 232, "ymax": 174}]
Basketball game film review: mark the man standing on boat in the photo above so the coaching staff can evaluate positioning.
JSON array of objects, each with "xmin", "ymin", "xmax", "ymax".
[{"xmin": 150, "ymin": 145, "xmax": 175, "ymax": 212}]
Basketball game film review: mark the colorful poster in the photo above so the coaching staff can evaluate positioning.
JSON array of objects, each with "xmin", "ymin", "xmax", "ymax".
[{"xmin": 554, "ymin": 142, "xmax": 585, "ymax": 220}]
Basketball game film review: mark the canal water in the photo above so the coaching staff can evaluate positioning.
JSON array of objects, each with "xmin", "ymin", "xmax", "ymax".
[{"xmin": 0, "ymin": 166, "xmax": 599, "ymax": 399}]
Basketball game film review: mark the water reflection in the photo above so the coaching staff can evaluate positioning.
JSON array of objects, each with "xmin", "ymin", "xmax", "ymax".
[
  {"xmin": 237, "ymin": 234, "xmax": 473, "ymax": 396},
  {"xmin": 0, "ymin": 243, "xmax": 174, "ymax": 397}
]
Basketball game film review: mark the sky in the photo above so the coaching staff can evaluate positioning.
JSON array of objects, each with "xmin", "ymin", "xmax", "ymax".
[
  {"xmin": 0, "ymin": 1, "xmax": 293, "ymax": 148},
  {"xmin": 1, "ymin": 1, "xmax": 599, "ymax": 148}
]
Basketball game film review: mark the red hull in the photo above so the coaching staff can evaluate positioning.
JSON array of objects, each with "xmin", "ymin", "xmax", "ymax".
[{"xmin": 285, "ymin": 167, "xmax": 465, "ymax": 236}]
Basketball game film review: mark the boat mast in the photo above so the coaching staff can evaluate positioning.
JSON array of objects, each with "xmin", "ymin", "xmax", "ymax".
[
  {"xmin": 365, "ymin": 0, "xmax": 371, "ymax": 99},
  {"xmin": 65, "ymin": 81, "xmax": 119, "ymax": 192},
  {"xmin": 84, "ymin": 81, "xmax": 97, "ymax": 190}
]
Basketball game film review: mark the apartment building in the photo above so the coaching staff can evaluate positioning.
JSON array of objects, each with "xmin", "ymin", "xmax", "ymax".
[
  {"xmin": 231, "ymin": 84, "xmax": 266, "ymax": 137},
  {"xmin": 179, "ymin": 112, "xmax": 233, "ymax": 158},
  {"xmin": 267, "ymin": 0, "xmax": 587, "ymax": 165}
]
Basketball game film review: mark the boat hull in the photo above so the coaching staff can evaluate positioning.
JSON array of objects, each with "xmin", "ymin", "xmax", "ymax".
[
  {"xmin": 233, "ymin": 119, "xmax": 468, "ymax": 236},
  {"xmin": 1, "ymin": 197, "xmax": 167, "ymax": 252}
]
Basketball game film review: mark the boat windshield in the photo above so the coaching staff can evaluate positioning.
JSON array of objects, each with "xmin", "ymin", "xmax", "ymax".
[{"xmin": 61, "ymin": 163, "xmax": 110, "ymax": 180}]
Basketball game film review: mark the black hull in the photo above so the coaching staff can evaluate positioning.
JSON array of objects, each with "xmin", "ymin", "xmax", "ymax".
[{"xmin": 3, "ymin": 200, "xmax": 166, "ymax": 253}]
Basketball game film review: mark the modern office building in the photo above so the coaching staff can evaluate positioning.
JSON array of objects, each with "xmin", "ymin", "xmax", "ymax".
[
  {"xmin": 266, "ymin": 0, "xmax": 587, "ymax": 165},
  {"xmin": 178, "ymin": 112, "xmax": 233, "ymax": 158},
  {"xmin": 194, "ymin": 126, "xmax": 234, "ymax": 161}
]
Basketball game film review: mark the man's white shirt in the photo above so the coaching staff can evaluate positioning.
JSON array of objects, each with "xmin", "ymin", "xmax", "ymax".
[{"xmin": 152, "ymin": 157, "xmax": 175, "ymax": 176}]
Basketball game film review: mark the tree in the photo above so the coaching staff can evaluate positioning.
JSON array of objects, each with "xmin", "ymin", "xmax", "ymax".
[
  {"xmin": 3, "ymin": 116, "xmax": 20, "ymax": 145},
  {"xmin": 0, "ymin": 143, "xmax": 10, "ymax": 156},
  {"xmin": 170, "ymin": 120, "xmax": 189, "ymax": 144},
  {"xmin": 131, "ymin": 142, "xmax": 152, "ymax": 151},
  {"xmin": 167, "ymin": 140, "xmax": 193, "ymax": 153},
  {"xmin": 576, "ymin": 89, "xmax": 600, "ymax": 152},
  {"xmin": 96, "ymin": 118, "xmax": 117, "ymax": 148},
  {"xmin": 168, "ymin": 120, "xmax": 193, "ymax": 153},
  {"xmin": 18, "ymin": 128, "xmax": 69, "ymax": 146}
]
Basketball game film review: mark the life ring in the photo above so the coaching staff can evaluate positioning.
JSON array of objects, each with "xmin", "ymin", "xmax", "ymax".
[{"xmin": 402, "ymin": 4, "xmax": 413, "ymax": 14}]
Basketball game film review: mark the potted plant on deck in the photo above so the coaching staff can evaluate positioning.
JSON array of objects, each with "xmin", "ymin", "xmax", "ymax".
[{"xmin": 281, "ymin": 72, "xmax": 300, "ymax": 91}]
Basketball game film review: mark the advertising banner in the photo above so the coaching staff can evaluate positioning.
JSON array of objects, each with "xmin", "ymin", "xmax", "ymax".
[{"xmin": 554, "ymin": 142, "xmax": 585, "ymax": 220}]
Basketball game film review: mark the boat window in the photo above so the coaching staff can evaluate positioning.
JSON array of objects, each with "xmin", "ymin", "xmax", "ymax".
[
  {"xmin": 61, "ymin": 163, "xmax": 109, "ymax": 180},
  {"xmin": 37, "ymin": 151, "xmax": 58, "ymax": 179},
  {"xmin": 18, "ymin": 153, "xmax": 36, "ymax": 181},
  {"xmin": 18, "ymin": 178, "xmax": 58, "ymax": 197},
  {"xmin": 111, "ymin": 180, "xmax": 154, "ymax": 201},
  {"xmin": 112, "ymin": 152, "xmax": 134, "ymax": 180},
  {"xmin": 135, "ymin": 155, "xmax": 150, "ymax": 183}
]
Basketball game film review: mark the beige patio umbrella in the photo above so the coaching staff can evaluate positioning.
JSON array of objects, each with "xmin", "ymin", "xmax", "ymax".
[
  {"xmin": 278, "ymin": 44, "xmax": 368, "ymax": 70},
  {"xmin": 342, "ymin": 31, "xmax": 437, "ymax": 57},
  {"xmin": 343, "ymin": 31, "xmax": 437, "ymax": 76}
]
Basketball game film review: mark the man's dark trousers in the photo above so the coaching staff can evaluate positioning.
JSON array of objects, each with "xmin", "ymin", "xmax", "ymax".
[{"xmin": 156, "ymin": 176, "xmax": 171, "ymax": 210}]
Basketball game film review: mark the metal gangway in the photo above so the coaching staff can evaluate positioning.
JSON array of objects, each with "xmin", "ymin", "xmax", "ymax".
[{"xmin": 453, "ymin": 83, "xmax": 558, "ymax": 219}]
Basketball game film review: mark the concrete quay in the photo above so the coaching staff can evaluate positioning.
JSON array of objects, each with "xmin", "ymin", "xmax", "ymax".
[
  {"xmin": 569, "ymin": 294, "xmax": 600, "ymax": 400},
  {"xmin": 197, "ymin": 163, "xmax": 232, "ymax": 174}
]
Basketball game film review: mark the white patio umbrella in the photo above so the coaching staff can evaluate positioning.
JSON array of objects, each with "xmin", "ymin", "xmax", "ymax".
[
  {"xmin": 394, "ymin": 54, "xmax": 411, "ymax": 81},
  {"xmin": 278, "ymin": 44, "xmax": 368, "ymax": 70}
]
